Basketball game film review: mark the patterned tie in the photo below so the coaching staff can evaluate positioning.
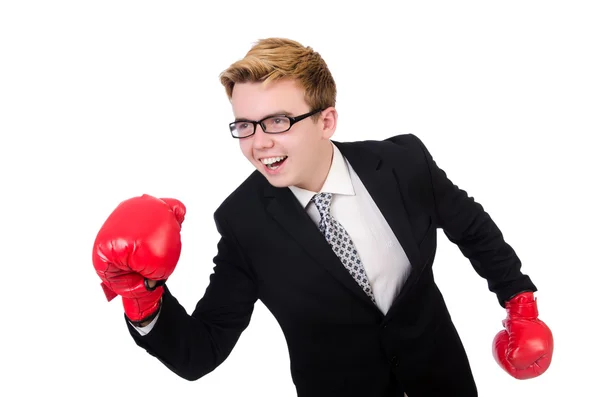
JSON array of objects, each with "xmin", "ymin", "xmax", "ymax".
[{"xmin": 311, "ymin": 192, "xmax": 376, "ymax": 303}]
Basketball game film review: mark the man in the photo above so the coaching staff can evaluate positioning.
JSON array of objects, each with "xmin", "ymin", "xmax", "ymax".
[{"xmin": 92, "ymin": 38, "xmax": 553, "ymax": 396}]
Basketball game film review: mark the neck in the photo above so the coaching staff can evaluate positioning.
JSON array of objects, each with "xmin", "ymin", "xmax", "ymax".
[{"xmin": 299, "ymin": 141, "xmax": 334, "ymax": 192}]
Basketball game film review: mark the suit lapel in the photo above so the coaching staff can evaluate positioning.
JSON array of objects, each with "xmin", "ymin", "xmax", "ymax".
[
  {"xmin": 263, "ymin": 139, "xmax": 422, "ymax": 309},
  {"xmin": 265, "ymin": 186, "xmax": 378, "ymax": 308},
  {"xmin": 333, "ymin": 140, "xmax": 422, "ymax": 276}
]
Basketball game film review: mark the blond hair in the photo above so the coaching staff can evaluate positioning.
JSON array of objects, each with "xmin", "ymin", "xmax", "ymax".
[{"xmin": 219, "ymin": 38, "xmax": 336, "ymax": 114}]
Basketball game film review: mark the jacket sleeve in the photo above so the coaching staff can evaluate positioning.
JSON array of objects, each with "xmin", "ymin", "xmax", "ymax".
[
  {"xmin": 126, "ymin": 211, "xmax": 258, "ymax": 380},
  {"xmin": 407, "ymin": 133, "xmax": 537, "ymax": 306}
]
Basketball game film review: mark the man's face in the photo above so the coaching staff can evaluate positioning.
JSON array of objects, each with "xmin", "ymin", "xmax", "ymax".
[{"xmin": 230, "ymin": 79, "xmax": 335, "ymax": 191}]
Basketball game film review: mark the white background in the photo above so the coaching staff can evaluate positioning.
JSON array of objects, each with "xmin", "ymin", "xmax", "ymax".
[{"xmin": 1, "ymin": 1, "xmax": 598, "ymax": 396}]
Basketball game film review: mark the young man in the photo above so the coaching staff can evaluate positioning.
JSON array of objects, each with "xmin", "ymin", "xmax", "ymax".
[{"xmin": 93, "ymin": 38, "xmax": 553, "ymax": 396}]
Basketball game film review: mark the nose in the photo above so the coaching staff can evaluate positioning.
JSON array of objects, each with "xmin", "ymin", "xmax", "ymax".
[{"xmin": 252, "ymin": 124, "xmax": 275, "ymax": 150}]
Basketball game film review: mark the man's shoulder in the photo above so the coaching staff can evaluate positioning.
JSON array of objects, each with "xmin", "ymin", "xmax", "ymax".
[
  {"xmin": 337, "ymin": 133, "xmax": 429, "ymax": 164},
  {"xmin": 343, "ymin": 132, "xmax": 423, "ymax": 149}
]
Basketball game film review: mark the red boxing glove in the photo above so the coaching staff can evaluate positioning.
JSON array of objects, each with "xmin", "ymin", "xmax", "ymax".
[
  {"xmin": 492, "ymin": 292, "xmax": 554, "ymax": 379},
  {"xmin": 92, "ymin": 194, "xmax": 186, "ymax": 324}
]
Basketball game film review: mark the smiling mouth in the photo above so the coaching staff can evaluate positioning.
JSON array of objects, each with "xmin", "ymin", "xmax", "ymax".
[{"xmin": 261, "ymin": 155, "xmax": 288, "ymax": 170}]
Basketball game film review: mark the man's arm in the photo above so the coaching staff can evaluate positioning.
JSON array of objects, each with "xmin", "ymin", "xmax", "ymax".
[
  {"xmin": 408, "ymin": 133, "xmax": 537, "ymax": 306},
  {"xmin": 126, "ymin": 213, "xmax": 258, "ymax": 381},
  {"xmin": 400, "ymin": 134, "xmax": 553, "ymax": 379}
]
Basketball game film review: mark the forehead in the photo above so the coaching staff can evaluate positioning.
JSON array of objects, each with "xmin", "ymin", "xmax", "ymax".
[{"xmin": 230, "ymin": 79, "xmax": 308, "ymax": 119}]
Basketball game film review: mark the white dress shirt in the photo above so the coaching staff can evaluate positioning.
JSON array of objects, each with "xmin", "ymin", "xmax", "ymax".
[
  {"xmin": 134, "ymin": 141, "xmax": 412, "ymax": 335},
  {"xmin": 289, "ymin": 141, "xmax": 412, "ymax": 314}
]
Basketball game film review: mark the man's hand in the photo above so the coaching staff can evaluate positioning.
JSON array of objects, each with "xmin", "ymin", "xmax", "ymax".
[
  {"xmin": 92, "ymin": 194, "xmax": 186, "ymax": 325},
  {"xmin": 146, "ymin": 279, "xmax": 158, "ymax": 289},
  {"xmin": 492, "ymin": 292, "xmax": 554, "ymax": 379}
]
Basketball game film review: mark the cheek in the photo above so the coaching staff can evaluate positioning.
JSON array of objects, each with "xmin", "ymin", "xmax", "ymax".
[
  {"xmin": 293, "ymin": 134, "xmax": 319, "ymax": 158},
  {"xmin": 287, "ymin": 130, "xmax": 316, "ymax": 153},
  {"xmin": 239, "ymin": 140, "xmax": 253, "ymax": 160}
]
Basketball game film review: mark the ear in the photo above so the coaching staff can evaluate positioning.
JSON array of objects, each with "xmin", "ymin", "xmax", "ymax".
[{"xmin": 320, "ymin": 107, "xmax": 338, "ymax": 139}]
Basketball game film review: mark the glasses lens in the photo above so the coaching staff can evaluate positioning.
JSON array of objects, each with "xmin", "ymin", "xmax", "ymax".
[
  {"xmin": 230, "ymin": 121, "xmax": 254, "ymax": 138},
  {"xmin": 262, "ymin": 116, "xmax": 291, "ymax": 133}
]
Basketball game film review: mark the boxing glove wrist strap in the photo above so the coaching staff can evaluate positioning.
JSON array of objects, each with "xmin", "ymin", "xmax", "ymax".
[
  {"xmin": 128, "ymin": 298, "xmax": 162, "ymax": 328},
  {"xmin": 505, "ymin": 291, "xmax": 538, "ymax": 318}
]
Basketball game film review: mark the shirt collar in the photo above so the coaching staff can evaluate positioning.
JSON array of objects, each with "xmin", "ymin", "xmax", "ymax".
[{"xmin": 288, "ymin": 141, "xmax": 355, "ymax": 208}]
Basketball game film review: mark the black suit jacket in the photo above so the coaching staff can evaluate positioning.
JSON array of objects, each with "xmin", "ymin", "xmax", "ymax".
[{"xmin": 127, "ymin": 133, "xmax": 536, "ymax": 397}]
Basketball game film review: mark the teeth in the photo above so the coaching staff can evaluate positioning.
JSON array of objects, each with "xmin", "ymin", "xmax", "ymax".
[{"xmin": 260, "ymin": 156, "xmax": 287, "ymax": 165}]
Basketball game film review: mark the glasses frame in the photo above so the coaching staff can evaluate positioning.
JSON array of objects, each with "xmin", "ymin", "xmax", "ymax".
[{"xmin": 229, "ymin": 108, "xmax": 323, "ymax": 139}]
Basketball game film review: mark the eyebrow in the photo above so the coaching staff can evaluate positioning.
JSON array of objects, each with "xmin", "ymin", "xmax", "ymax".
[{"xmin": 234, "ymin": 110, "xmax": 293, "ymax": 122}]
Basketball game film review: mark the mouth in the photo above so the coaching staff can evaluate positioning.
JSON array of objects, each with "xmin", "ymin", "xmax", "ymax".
[{"xmin": 259, "ymin": 155, "xmax": 288, "ymax": 171}]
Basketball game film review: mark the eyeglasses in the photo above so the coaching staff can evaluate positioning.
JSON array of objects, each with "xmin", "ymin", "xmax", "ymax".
[{"xmin": 229, "ymin": 108, "xmax": 323, "ymax": 139}]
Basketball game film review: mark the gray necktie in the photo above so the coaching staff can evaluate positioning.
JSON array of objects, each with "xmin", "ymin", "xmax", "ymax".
[{"xmin": 311, "ymin": 192, "xmax": 376, "ymax": 303}]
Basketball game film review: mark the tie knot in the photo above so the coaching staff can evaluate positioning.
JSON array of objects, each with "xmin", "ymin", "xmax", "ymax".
[{"xmin": 311, "ymin": 192, "xmax": 333, "ymax": 216}]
